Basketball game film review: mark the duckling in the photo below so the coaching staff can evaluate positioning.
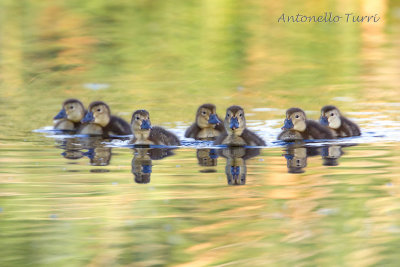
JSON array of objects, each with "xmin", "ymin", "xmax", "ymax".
[
  {"xmin": 53, "ymin": 99, "xmax": 86, "ymax": 131},
  {"xmin": 277, "ymin": 129, "xmax": 303, "ymax": 142},
  {"xmin": 185, "ymin": 104, "xmax": 225, "ymax": 140},
  {"xmin": 320, "ymin": 105, "xmax": 361, "ymax": 137},
  {"xmin": 131, "ymin": 109, "xmax": 180, "ymax": 146},
  {"xmin": 278, "ymin": 108, "xmax": 334, "ymax": 140},
  {"xmin": 79, "ymin": 101, "xmax": 132, "ymax": 137},
  {"xmin": 214, "ymin": 105, "xmax": 265, "ymax": 146}
]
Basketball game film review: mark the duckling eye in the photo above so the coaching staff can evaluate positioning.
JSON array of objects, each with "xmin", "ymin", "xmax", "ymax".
[
  {"xmin": 136, "ymin": 116, "xmax": 140, "ymax": 120},
  {"xmin": 330, "ymin": 113, "xmax": 334, "ymax": 116},
  {"xmin": 239, "ymin": 113, "xmax": 243, "ymax": 117},
  {"xmin": 97, "ymin": 108, "xmax": 101, "ymax": 112},
  {"xmin": 202, "ymin": 111, "xmax": 206, "ymax": 115},
  {"xmin": 295, "ymin": 115, "xmax": 299, "ymax": 118},
  {"xmin": 227, "ymin": 113, "xmax": 230, "ymax": 117},
  {"xmin": 69, "ymin": 106, "xmax": 74, "ymax": 109}
]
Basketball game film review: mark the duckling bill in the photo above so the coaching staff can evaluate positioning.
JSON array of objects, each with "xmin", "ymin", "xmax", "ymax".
[
  {"xmin": 79, "ymin": 101, "xmax": 132, "ymax": 137},
  {"xmin": 185, "ymin": 104, "xmax": 225, "ymax": 140},
  {"xmin": 54, "ymin": 99, "xmax": 86, "ymax": 131},
  {"xmin": 320, "ymin": 105, "xmax": 361, "ymax": 137},
  {"xmin": 214, "ymin": 105, "xmax": 265, "ymax": 146},
  {"xmin": 131, "ymin": 110, "xmax": 180, "ymax": 146},
  {"xmin": 278, "ymin": 107, "xmax": 334, "ymax": 140}
]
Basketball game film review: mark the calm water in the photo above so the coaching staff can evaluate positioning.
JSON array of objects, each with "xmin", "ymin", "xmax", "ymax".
[{"xmin": 1, "ymin": 0, "xmax": 400, "ymax": 266}]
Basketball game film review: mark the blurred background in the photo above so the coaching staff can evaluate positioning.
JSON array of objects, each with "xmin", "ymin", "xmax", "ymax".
[{"xmin": 1, "ymin": 0, "xmax": 400, "ymax": 266}]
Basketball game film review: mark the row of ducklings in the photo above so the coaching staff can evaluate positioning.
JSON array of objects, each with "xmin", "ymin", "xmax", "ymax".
[{"xmin": 54, "ymin": 99, "xmax": 361, "ymax": 146}]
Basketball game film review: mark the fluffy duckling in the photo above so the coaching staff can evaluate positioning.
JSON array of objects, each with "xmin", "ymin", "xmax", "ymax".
[
  {"xmin": 214, "ymin": 106, "xmax": 265, "ymax": 146},
  {"xmin": 131, "ymin": 110, "xmax": 180, "ymax": 146},
  {"xmin": 185, "ymin": 104, "xmax": 225, "ymax": 140},
  {"xmin": 320, "ymin": 105, "xmax": 361, "ymax": 137},
  {"xmin": 79, "ymin": 101, "xmax": 132, "ymax": 137},
  {"xmin": 278, "ymin": 108, "xmax": 334, "ymax": 140},
  {"xmin": 54, "ymin": 99, "xmax": 86, "ymax": 131}
]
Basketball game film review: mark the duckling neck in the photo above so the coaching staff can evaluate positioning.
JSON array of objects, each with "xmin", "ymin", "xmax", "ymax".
[
  {"xmin": 228, "ymin": 128, "xmax": 244, "ymax": 137},
  {"xmin": 134, "ymin": 129, "xmax": 152, "ymax": 144},
  {"xmin": 98, "ymin": 117, "xmax": 110, "ymax": 127},
  {"xmin": 223, "ymin": 129, "xmax": 246, "ymax": 145},
  {"xmin": 197, "ymin": 119, "xmax": 215, "ymax": 129}
]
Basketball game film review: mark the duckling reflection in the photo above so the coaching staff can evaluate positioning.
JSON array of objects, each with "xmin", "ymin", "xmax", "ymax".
[
  {"xmin": 56, "ymin": 136, "xmax": 112, "ymax": 166},
  {"xmin": 283, "ymin": 145, "xmax": 320, "ymax": 173},
  {"xmin": 131, "ymin": 148, "xmax": 175, "ymax": 184},
  {"xmin": 321, "ymin": 145, "xmax": 344, "ymax": 166},
  {"xmin": 56, "ymin": 137, "xmax": 85, "ymax": 160},
  {"xmin": 219, "ymin": 147, "xmax": 260, "ymax": 185},
  {"xmin": 196, "ymin": 149, "xmax": 218, "ymax": 173}
]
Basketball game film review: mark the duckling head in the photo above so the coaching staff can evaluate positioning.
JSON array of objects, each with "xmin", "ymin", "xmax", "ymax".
[
  {"xmin": 196, "ymin": 104, "xmax": 221, "ymax": 128},
  {"xmin": 131, "ymin": 110, "xmax": 152, "ymax": 133},
  {"xmin": 81, "ymin": 101, "xmax": 111, "ymax": 127},
  {"xmin": 282, "ymin": 108, "xmax": 306, "ymax": 132},
  {"xmin": 224, "ymin": 105, "xmax": 246, "ymax": 135},
  {"xmin": 320, "ymin": 105, "xmax": 341, "ymax": 129},
  {"xmin": 54, "ymin": 99, "xmax": 85, "ymax": 123}
]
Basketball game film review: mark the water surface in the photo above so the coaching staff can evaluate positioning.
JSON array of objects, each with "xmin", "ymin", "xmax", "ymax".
[{"xmin": 1, "ymin": 0, "xmax": 400, "ymax": 266}]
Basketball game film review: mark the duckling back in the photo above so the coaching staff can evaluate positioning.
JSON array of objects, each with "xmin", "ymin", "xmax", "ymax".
[
  {"xmin": 149, "ymin": 126, "xmax": 180, "ymax": 146},
  {"xmin": 335, "ymin": 117, "xmax": 361, "ymax": 137},
  {"xmin": 54, "ymin": 120, "xmax": 76, "ymax": 131},
  {"xmin": 103, "ymin": 116, "xmax": 132, "ymax": 136},
  {"xmin": 303, "ymin": 120, "xmax": 334, "ymax": 139}
]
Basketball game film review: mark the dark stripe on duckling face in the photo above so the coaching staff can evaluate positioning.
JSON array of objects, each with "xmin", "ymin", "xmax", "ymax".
[
  {"xmin": 208, "ymin": 114, "xmax": 220, "ymax": 124},
  {"xmin": 54, "ymin": 109, "xmax": 67, "ymax": 119},
  {"xmin": 82, "ymin": 111, "xmax": 94, "ymax": 123}
]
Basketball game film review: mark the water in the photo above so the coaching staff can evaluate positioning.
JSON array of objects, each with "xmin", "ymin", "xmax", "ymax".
[{"xmin": 1, "ymin": 0, "xmax": 400, "ymax": 266}]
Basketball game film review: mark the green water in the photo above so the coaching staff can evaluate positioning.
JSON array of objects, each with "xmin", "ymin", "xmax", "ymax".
[{"xmin": 1, "ymin": 0, "xmax": 400, "ymax": 266}]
